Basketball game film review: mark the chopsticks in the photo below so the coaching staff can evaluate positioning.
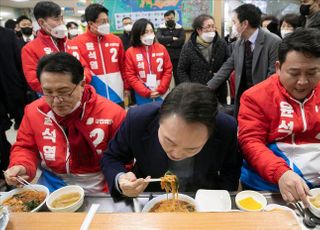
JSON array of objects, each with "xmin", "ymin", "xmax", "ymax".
[
  {"xmin": 80, "ymin": 204, "xmax": 100, "ymax": 230},
  {"xmin": 2, "ymin": 170, "xmax": 37, "ymax": 191},
  {"xmin": 146, "ymin": 178, "xmax": 161, "ymax": 182}
]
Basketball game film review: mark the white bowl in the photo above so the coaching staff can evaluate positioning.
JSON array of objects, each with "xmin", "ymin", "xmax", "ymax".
[
  {"xmin": 142, "ymin": 193, "xmax": 197, "ymax": 212},
  {"xmin": 195, "ymin": 189, "xmax": 231, "ymax": 212},
  {"xmin": 46, "ymin": 185, "xmax": 84, "ymax": 212},
  {"xmin": 0, "ymin": 184, "xmax": 49, "ymax": 212},
  {"xmin": 235, "ymin": 190, "xmax": 267, "ymax": 212},
  {"xmin": 307, "ymin": 188, "xmax": 320, "ymax": 218}
]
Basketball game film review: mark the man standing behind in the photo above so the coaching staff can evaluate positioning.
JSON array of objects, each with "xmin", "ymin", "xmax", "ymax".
[
  {"xmin": 119, "ymin": 17, "xmax": 133, "ymax": 51},
  {"xmin": 22, "ymin": 1, "xmax": 67, "ymax": 94},
  {"xmin": 300, "ymin": 0, "xmax": 320, "ymax": 30},
  {"xmin": 156, "ymin": 10, "xmax": 185, "ymax": 85},
  {"xmin": 16, "ymin": 16, "xmax": 34, "ymax": 45},
  {"xmin": 67, "ymin": 3, "xmax": 129, "ymax": 106},
  {"xmin": 207, "ymin": 4, "xmax": 281, "ymax": 116}
]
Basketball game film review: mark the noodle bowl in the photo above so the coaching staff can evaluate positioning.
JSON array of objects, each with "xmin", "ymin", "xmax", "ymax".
[
  {"xmin": 0, "ymin": 185, "xmax": 49, "ymax": 212},
  {"xmin": 142, "ymin": 193, "xmax": 197, "ymax": 212}
]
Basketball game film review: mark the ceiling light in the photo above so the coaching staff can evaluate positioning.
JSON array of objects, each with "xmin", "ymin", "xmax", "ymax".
[
  {"xmin": 10, "ymin": 0, "xmax": 30, "ymax": 2},
  {"xmin": 77, "ymin": 10, "xmax": 85, "ymax": 14},
  {"xmin": 0, "ymin": 11, "xmax": 12, "ymax": 17}
]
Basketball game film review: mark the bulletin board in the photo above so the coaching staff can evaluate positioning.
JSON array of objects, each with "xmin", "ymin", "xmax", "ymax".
[{"xmin": 92, "ymin": 0, "xmax": 213, "ymax": 32}]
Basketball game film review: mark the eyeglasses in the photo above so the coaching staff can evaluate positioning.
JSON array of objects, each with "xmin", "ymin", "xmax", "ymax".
[
  {"xmin": 201, "ymin": 25, "xmax": 215, "ymax": 30},
  {"xmin": 43, "ymin": 84, "xmax": 78, "ymax": 102}
]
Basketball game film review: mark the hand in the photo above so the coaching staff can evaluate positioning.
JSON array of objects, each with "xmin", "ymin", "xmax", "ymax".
[
  {"xmin": 118, "ymin": 172, "xmax": 150, "ymax": 197},
  {"xmin": 173, "ymin": 37, "xmax": 178, "ymax": 41},
  {"xmin": 278, "ymin": 170, "xmax": 310, "ymax": 207},
  {"xmin": 124, "ymin": 90, "xmax": 131, "ymax": 107},
  {"xmin": 124, "ymin": 90, "xmax": 131, "ymax": 98},
  {"xmin": 4, "ymin": 165, "xmax": 28, "ymax": 187},
  {"xmin": 150, "ymin": 91, "xmax": 160, "ymax": 99}
]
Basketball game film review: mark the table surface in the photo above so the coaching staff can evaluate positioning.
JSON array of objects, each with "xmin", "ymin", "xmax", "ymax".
[
  {"xmin": 7, "ymin": 211, "xmax": 301, "ymax": 230},
  {"xmin": 0, "ymin": 191, "xmax": 305, "ymax": 230}
]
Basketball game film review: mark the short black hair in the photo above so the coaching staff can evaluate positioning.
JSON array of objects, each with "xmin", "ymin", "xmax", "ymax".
[
  {"xmin": 16, "ymin": 15, "xmax": 32, "ymax": 25},
  {"xmin": 131, "ymin": 18, "xmax": 155, "ymax": 47},
  {"xmin": 279, "ymin": 13, "xmax": 301, "ymax": 30},
  {"xmin": 261, "ymin": 15, "xmax": 278, "ymax": 25},
  {"xmin": 122, "ymin": 17, "xmax": 132, "ymax": 22},
  {"xmin": 34, "ymin": 1, "xmax": 61, "ymax": 20},
  {"xmin": 4, "ymin": 19, "xmax": 16, "ymax": 30},
  {"xmin": 37, "ymin": 52, "xmax": 84, "ymax": 84},
  {"xmin": 66, "ymin": 21, "xmax": 79, "ymax": 29},
  {"xmin": 164, "ymin": 10, "xmax": 175, "ymax": 17},
  {"xmin": 278, "ymin": 28, "xmax": 320, "ymax": 66},
  {"xmin": 159, "ymin": 83, "xmax": 218, "ymax": 134},
  {"xmin": 234, "ymin": 3, "xmax": 262, "ymax": 28},
  {"xmin": 85, "ymin": 3, "xmax": 109, "ymax": 22},
  {"xmin": 192, "ymin": 14, "xmax": 214, "ymax": 32}
]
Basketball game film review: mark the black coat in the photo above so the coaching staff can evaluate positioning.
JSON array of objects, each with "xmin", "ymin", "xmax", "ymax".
[
  {"xmin": 177, "ymin": 32, "xmax": 230, "ymax": 103},
  {"xmin": 156, "ymin": 23, "xmax": 186, "ymax": 60},
  {"xmin": 102, "ymin": 102, "xmax": 242, "ymax": 197},
  {"xmin": 118, "ymin": 32, "xmax": 131, "ymax": 51},
  {"xmin": 177, "ymin": 32, "xmax": 229, "ymax": 84},
  {"xmin": 0, "ymin": 27, "xmax": 28, "ymax": 123}
]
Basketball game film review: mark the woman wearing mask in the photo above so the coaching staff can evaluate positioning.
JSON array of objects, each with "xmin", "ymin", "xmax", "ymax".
[
  {"xmin": 125, "ymin": 18, "xmax": 172, "ymax": 105},
  {"xmin": 279, "ymin": 14, "xmax": 301, "ymax": 38},
  {"xmin": 177, "ymin": 14, "xmax": 229, "ymax": 105},
  {"xmin": 66, "ymin": 21, "xmax": 79, "ymax": 40}
]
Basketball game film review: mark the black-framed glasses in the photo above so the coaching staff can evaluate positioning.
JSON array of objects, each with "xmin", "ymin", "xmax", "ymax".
[{"xmin": 43, "ymin": 84, "xmax": 78, "ymax": 102}]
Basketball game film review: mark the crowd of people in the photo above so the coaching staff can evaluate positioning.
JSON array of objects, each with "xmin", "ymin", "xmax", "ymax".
[{"xmin": 1, "ymin": 0, "xmax": 320, "ymax": 206}]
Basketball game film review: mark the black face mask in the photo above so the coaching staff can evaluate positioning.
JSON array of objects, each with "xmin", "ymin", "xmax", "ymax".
[
  {"xmin": 300, "ymin": 4, "xmax": 312, "ymax": 16},
  {"xmin": 166, "ymin": 20, "xmax": 175, "ymax": 28},
  {"xmin": 21, "ymin": 27, "xmax": 33, "ymax": 36}
]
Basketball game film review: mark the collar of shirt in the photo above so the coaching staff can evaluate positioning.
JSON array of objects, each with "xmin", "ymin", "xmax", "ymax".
[
  {"xmin": 23, "ymin": 34, "xmax": 34, "ymax": 42},
  {"xmin": 246, "ymin": 28, "xmax": 259, "ymax": 51}
]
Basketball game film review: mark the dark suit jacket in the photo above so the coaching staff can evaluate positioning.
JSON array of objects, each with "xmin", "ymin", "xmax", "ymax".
[
  {"xmin": 101, "ymin": 102, "xmax": 242, "ymax": 197},
  {"xmin": 207, "ymin": 28, "xmax": 281, "ymax": 115}
]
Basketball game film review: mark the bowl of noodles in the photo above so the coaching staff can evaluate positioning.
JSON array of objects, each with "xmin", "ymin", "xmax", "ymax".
[
  {"xmin": 142, "ymin": 172, "xmax": 197, "ymax": 212},
  {"xmin": 142, "ymin": 193, "xmax": 197, "ymax": 212},
  {"xmin": 46, "ymin": 185, "xmax": 84, "ymax": 212},
  {"xmin": 0, "ymin": 184, "xmax": 49, "ymax": 212}
]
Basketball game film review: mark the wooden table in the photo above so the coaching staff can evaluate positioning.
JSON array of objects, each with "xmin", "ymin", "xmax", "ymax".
[{"xmin": 7, "ymin": 211, "xmax": 301, "ymax": 230}]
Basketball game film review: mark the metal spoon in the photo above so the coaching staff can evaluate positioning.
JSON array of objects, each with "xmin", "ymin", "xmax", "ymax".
[{"xmin": 295, "ymin": 202, "xmax": 317, "ymax": 228}]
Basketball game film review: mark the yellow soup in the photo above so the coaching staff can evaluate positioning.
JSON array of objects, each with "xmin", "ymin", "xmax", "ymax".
[
  {"xmin": 239, "ymin": 197, "xmax": 262, "ymax": 211},
  {"xmin": 310, "ymin": 193, "xmax": 320, "ymax": 208},
  {"xmin": 51, "ymin": 192, "xmax": 81, "ymax": 208}
]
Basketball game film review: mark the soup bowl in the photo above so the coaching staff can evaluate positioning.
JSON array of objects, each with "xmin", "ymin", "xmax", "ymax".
[
  {"xmin": 46, "ymin": 185, "xmax": 84, "ymax": 212},
  {"xmin": 0, "ymin": 184, "xmax": 49, "ymax": 212},
  {"xmin": 307, "ymin": 188, "xmax": 320, "ymax": 218},
  {"xmin": 142, "ymin": 193, "xmax": 197, "ymax": 212}
]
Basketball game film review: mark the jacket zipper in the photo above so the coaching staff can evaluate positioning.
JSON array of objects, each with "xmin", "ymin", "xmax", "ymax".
[{"xmin": 97, "ymin": 36, "xmax": 110, "ymax": 99}]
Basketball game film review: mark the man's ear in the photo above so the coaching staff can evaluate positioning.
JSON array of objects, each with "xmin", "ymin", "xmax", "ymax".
[
  {"xmin": 80, "ymin": 80, "xmax": 85, "ymax": 87},
  {"xmin": 37, "ymin": 18, "xmax": 44, "ymax": 27},
  {"xmin": 275, "ymin": 61, "xmax": 281, "ymax": 75}
]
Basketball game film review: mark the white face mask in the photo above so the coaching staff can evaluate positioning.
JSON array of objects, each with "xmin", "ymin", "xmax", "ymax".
[
  {"xmin": 200, "ymin": 31, "xmax": 216, "ymax": 43},
  {"xmin": 141, "ymin": 34, "xmax": 155, "ymax": 46},
  {"xmin": 50, "ymin": 24, "xmax": 67, "ymax": 39},
  {"xmin": 231, "ymin": 24, "xmax": 241, "ymax": 39},
  {"xmin": 97, "ymin": 23, "xmax": 110, "ymax": 35},
  {"xmin": 123, "ymin": 24, "xmax": 133, "ymax": 32},
  {"xmin": 281, "ymin": 29, "xmax": 292, "ymax": 38},
  {"xmin": 69, "ymin": 28, "xmax": 79, "ymax": 36}
]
